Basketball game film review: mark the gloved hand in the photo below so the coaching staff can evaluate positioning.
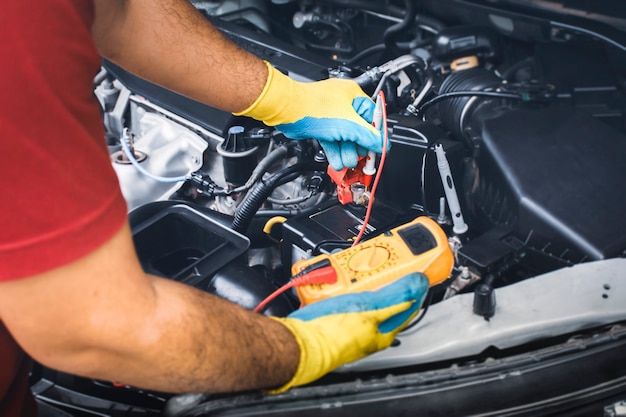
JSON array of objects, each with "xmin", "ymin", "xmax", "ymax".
[
  {"xmin": 268, "ymin": 273, "xmax": 429, "ymax": 393},
  {"xmin": 234, "ymin": 61, "xmax": 385, "ymax": 170}
]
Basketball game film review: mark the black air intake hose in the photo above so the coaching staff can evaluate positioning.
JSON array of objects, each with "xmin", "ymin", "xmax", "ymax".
[
  {"xmin": 437, "ymin": 68, "xmax": 502, "ymax": 140},
  {"xmin": 232, "ymin": 161, "xmax": 327, "ymax": 234}
]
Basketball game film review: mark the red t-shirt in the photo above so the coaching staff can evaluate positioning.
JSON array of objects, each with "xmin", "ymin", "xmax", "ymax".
[{"xmin": 0, "ymin": 0, "xmax": 128, "ymax": 414}]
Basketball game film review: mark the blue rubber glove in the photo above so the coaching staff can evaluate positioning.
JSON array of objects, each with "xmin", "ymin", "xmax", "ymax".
[
  {"xmin": 234, "ymin": 61, "xmax": 385, "ymax": 170},
  {"xmin": 268, "ymin": 273, "xmax": 429, "ymax": 393}
]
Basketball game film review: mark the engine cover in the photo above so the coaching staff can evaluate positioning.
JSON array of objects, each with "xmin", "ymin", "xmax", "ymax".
[{"xmin": 472, "ymin": 105, "xmax": 626, "ymax": 263}]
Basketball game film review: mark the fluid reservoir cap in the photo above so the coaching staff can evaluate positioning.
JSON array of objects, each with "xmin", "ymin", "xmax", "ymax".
[
  {"xmin": 347, "ymin": 246, "xmax": 390, "ymax": 272},
  {"xmin": 229, "ymin": 125, "xmax": 245, "ymax": 135}
]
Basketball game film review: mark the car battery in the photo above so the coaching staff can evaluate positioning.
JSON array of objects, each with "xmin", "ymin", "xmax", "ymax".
[{"xmin": 377, "ymin": 115, "xmax": 467, "ymax": 213}]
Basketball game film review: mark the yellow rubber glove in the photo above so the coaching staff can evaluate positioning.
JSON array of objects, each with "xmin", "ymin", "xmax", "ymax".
[
  {"xmin": 234, "ymin": 61, "xmax": 384, "ymax": 170},
  {"xmin": 268, "ymin": 273, "xmax": 429, "ymax": 393}
]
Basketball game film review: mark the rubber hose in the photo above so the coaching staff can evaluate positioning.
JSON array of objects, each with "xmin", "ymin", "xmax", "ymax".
[
  {"xmin": 216, "ymin": 142, "xmax": 297, "ymax": 196},
  {"xmin": 384, "ymin": 0, "xmax": 417, "ymax": 56},
  {"xmin": 233, "ymin": 172, "xmax": 300, "ymax": 234},
  {"xmin": 383, "ymin": 77, "xmax": 400, "ymax": 110},
  {"xmin": 232, "ymin": 161, "xmax": 327, "ymax": 233},
  {"xmin": 437, "ymin": 68, "xmax": 502, "ymax": 140},
  {"xmin": 347, "ymin": 44, "xmax": 387, "ymax": 67},
  {"xmin": 251, "ymin": 143, "xmax": 295, "ymax": 180}
]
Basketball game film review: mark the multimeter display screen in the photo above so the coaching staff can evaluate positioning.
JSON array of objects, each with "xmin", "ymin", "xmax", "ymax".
[{"xmin": 398, "ymin": 224, "xmax": 437, "ymax": 255}]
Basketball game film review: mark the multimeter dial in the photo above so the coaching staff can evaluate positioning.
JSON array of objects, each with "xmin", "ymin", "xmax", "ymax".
[{"xmin": 346, "ymin": 245, "xmax": 390, "ymax": 272}]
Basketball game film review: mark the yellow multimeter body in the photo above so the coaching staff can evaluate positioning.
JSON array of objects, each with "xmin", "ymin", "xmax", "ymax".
[{"xmin": 293, "ymin": 216, "xmax": 454, "ymax": 306}]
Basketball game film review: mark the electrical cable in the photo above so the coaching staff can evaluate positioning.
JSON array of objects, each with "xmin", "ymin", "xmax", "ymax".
[
  {"xmin": 352, "ymin": 90, "xmax": 389, "ymax": 247},
  {"xmin": 346, "ymin": 38, "xmax": 433, "ymax": 67},
  {"xmin": 417, "ymin": 90, "xmax": 520, "ymax": 117},
  {"xmin": 419, "ymin": 141, "xmax": 437, "ymax": 215},
  {"xmin": 221, "ymin": 142, "xmax": 296, "ymax": 196},
  {"xmin": 312, "ymin": 239, "xmax": 353, "ymax": 255},
  {"xmin": 119, "ymin": 132, "xmax": 190, "ymax": 183},
  {"xmin": 254, "ymin": 261, "xmax": 337, "ymax": 314},
  {"xmin": 255, "ymin": 191, "xmax": 331, "ymax": 217},
  {"xmin": 371, "ymin": 54, "xmax": 425, "ymax": 99},
  {"xmin": 402, "ymin": 288, "xmax": 433, "ymax": 331},
  {"xmin": 253, "ymin": 281, "xmax": 297, "ymax": 314},
  {"xmin": 184, "ymin": 137, "xmax": 302, "ymax": 199},
  {"xmin": 232, "ymin": 161, "xmax": 326, "ymax": 233},
  {"xmin": 346, "ymin": 44, "xmax": 387, "ymax": 66},
  {"xmin": 266, "ymin": 191, "xmax": 314, "ymax": 205}
]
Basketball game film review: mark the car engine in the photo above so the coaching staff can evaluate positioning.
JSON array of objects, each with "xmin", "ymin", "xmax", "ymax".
[
  {"xmin": 95, "ymin": 0, "xmax": 626, "ymax": 354},
  {"xmin": 33, "ymin": 1, "xmax": 626, "ymax": 415}
]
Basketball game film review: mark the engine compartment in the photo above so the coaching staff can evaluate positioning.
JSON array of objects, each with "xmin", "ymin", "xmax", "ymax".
[
  {"xmin": 39, "ymin": 0, "xmax": 626, "ymax": 414},
  {"xmin": 97, "ymin": 0, "xmax": 626, "ymax": 338}
]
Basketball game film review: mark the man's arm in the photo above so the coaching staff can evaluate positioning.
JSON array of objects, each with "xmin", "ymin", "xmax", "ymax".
[
  {"xmin": 0, "ymin": 222, "xmax": 299, "ymax": 393},
  {"xmin": 92, "ymin": 0, "xmax": 384, "ymax": 170},
  {"xmin": 92, "ymin": 0, "xmax": 267, "ymax": 113}
]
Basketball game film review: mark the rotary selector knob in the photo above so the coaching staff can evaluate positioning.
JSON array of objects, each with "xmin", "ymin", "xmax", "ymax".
[{"xmin": 347, "ymin": 246, "xmax": 390, "ymax": 272}]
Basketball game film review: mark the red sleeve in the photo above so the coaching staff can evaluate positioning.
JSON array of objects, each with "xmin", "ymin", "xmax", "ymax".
[{"xmin": 0, "ymin": 0, "xmax": 128, "ymax": 280}]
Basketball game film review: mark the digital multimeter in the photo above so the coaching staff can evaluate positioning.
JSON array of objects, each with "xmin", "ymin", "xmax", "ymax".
[{"xmin": 293, "ymin": 216, "xmax": 455, "ymax": 306}]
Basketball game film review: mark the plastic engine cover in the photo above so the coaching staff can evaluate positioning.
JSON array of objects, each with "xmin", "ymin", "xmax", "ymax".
[{"xmin": 472, "ymin": 105, "xmax": 626, "ymax": 262}]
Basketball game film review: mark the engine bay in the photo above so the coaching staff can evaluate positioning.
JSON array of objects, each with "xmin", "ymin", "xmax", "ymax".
[{"xmin": 74, "ymin": 0, "xmax": 626, "ymax": 411}]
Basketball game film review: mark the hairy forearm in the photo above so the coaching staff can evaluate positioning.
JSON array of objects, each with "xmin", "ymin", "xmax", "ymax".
[
  {"xmin": 0, "ymin": 223, "xmax": 299, "ymax": 394},
  {"xmin": 92, "ymin": 0, "xmax": 267, "ymax": 113},
  {"xmin": 69, "ymin": 276, "xmax": 298, "ymax": 393}
]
